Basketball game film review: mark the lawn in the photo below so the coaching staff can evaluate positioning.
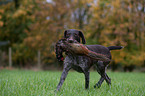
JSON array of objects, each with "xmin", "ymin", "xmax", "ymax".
[{"xmin": 0, "ymin": 70, "xmax": 145, "ymax": 96}]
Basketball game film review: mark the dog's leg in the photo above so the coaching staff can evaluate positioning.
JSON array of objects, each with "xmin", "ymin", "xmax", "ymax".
[
  {"xmin": 94, "ymin": 61, "xmax": 111, "ymax": 88},
  {"xmin": 104, "ymin": 65, "xmax": 111, "ymax": 85},
  {"xmin": 56, "ymin": 62, "xmax": 71, "ymax": 91},
  {"xmin": 94, "ymin": 63, "xmax": 104, "ymax": 88},
  {"xmin": 105, "ymin": 72, "xmax": 111, "ymax": 85},
  {"xmin": 94, "ymin": 74, "xmax": 111, "ymax": 88},
  {"xmin": 94, "ymin": 77, "xmax": 104, "ymax": 88},
  {"xmin": 84, "ymin": 71, "xmax": 90, "ymax": 89}
]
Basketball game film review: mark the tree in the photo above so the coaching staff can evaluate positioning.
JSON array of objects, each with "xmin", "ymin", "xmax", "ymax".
[
  {"xmin": 88, "ymin": 0, "xmax": 145, "ymax": 69},
  {"xmin": 23, "ymin": 0, "xmax": 93, "ymax": 66}
]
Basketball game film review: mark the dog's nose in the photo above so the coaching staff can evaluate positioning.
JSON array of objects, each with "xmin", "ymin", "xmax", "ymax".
[{"xmin": 68, "ymin": 39, "xmax": 74, "ymax": 43}]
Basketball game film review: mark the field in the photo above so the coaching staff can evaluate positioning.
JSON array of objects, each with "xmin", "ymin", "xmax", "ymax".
[{"xmin": 0, "ymin": 70, "xmax": 145, "ymax": 96}]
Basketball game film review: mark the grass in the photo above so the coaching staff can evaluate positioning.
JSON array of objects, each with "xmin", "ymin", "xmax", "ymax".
[{"xmin": 0, "ymin": 69, "xmax": 145, "ymax": 96}]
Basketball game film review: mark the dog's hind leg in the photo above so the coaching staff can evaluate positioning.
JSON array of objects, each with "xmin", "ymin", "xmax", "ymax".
[
  {"xmin": 94, "ymin": 76, "xmax": 104, "ymax": 88},
  {"xmin": 105, "ymin": 72, "xmax": 111, "ymax": 85},
  {"xmin": 94, "ymin": 61, "xmax": 111, "ymax": 88},
  {"xmin": 104, "ymin": 65, "xmax": 111, "ymax": 85},
  {"xmin": 94, "ymin": 63, "xmax": 104, "ymax": 88}
]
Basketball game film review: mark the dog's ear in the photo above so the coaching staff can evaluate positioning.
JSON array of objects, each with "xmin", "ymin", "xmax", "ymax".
[
  {"xmin": 79, "ymin": 31, "xmax": 86, "ymax": 44},
  {"xmin": 64, "ymin": 30, "xmax": 67, "ymax": 38}
]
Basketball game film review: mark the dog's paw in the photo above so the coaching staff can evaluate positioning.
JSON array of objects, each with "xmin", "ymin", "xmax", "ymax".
[{"xmin": 94, "ymin": 83, "xmax": 101, "ymax": 88}]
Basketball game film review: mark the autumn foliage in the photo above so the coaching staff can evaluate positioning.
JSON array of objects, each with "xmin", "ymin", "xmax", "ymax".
[{"xmin": 0, "ymin": 0, "xmax": 144, "ymax": 69}]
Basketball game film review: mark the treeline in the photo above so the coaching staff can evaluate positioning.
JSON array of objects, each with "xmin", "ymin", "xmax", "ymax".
[{"xmin": 0, "ymin": 0, "xmax": 144, "ymax": 71}]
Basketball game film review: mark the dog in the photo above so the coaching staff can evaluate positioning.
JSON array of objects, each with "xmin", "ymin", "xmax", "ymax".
[{"xmin": 55, "ymin": 29, "xmax": 123, "ymax": 91}]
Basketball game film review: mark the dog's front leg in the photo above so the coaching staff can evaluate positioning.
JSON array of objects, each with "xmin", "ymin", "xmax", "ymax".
[
  {"xmin": 56, "ymin": 62, "xmax": 71, "ymax": 91},
  {"xmin": 84, "ymin": 71, "xmax": 90, "ymax": 89}
]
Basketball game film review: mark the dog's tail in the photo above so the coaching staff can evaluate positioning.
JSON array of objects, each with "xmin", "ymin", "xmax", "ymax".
[{"xmin": 107, "ymin": 46, "xmax": 124, "ymax": 50}]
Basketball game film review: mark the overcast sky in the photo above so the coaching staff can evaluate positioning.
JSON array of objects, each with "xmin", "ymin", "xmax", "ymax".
[{"xmin": 46, "ymin": 0, "xmax": 52, "ymax": 3}]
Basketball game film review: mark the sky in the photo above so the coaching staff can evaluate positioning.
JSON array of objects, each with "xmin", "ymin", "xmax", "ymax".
[{"xmin": 46, "ymin": 0, "xmax": 53, "ymax": 3}]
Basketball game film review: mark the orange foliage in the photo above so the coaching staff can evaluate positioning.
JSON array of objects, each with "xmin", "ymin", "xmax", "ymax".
[
  {"xmin": 88, "ymin": 0, "xmax": 144, "ymax": 66},
  {"xmin": 0, "ymin": 0, "xmax": 144, "ymax": 66}
]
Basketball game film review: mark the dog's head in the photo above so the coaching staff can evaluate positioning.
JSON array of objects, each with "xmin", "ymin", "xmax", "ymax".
[{"xmin": 64, "ymin": 29, "xmax": 86, "ymax": 44}]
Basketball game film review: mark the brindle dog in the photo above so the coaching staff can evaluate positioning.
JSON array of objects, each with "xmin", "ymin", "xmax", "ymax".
[{"xmin": 55, "ymin": 29, "xmax": 123, "ymax": 91}]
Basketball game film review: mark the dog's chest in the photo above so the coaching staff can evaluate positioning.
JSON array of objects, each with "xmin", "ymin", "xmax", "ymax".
[{"xmin": 71, "ymin": 56, "xmax": 90, "ymax": 72}]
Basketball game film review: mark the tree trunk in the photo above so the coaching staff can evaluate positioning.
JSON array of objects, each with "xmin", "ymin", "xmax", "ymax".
[
  {"xmin": 38, "ymin": 50, "xmax": 41, "ymax": 69},
  {"xmin": 9, "ymin": 47, "xmax": 12, "ymax": 68}
]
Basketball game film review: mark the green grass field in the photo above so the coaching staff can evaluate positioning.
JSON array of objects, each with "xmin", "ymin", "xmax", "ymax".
[{"xmin": 0, "ymin": 70, "xmax": 145, "ymax": 96}]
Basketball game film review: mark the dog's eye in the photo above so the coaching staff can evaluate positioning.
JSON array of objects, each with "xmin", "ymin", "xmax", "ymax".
[
  {"xmin": 74, "ymin": 34, "xmax": 78, "ymax": 37},
  {"xmin": 66, "ymin": 34, "xmax": 70, "ymax": 37}
]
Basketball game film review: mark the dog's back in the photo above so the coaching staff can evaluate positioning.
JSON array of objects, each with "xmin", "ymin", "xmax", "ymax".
[{"xmin": 86, "ymin": 45, "xmax": 111, "ymax": 58}]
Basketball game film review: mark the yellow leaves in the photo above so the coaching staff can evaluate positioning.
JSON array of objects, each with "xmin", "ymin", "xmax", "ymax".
[
  {"xmin": 130, "ymin": 51, "xmax": 145, "ymax": 66},
  {"xmin": 90, "ymin": 0, "xmax": 145, "ymax": 67},
  {"xmin": 0, "ymin": 15, "xmax": 2, "ymax": 19},
  {"xmin": 0, "ymin": 0, "xmax": 143, "ymax": 65},
  {"xmin": 30, "ymin": 15, "xmax": 35, "ymax": 21},
  {"xmin": 93, "ymin": 14, "xmax": 100, "ymax": 19},
  {"xmin": 0, "ymin": 9, "xmax": 4, "ymax": 14},
  {"xmin": 13, "ymin": 9, "xmax": 27, "ymax": 18},
  {"xmin": 112, "ymin": 50, "xmax": 145, "ymax": 66},
  {"xmin": 103, "ymin": 29, "xmax": 112, "ymax": 34},
  {"xmin": 0, "ymin": 14, "xmax": 3, "ymax": 27},
  {"xmin": 73, "ymin": 0, "xmax": 92, "ymax": 5},
  {"xmin": 111, "ymin": 0, "xmax": 120, "ymax": 8},
  {"xmin": 112, "ymin": 51, "xmax": 123, "ymax": 63},
  {"xmin": 24, "ymin": 35, "xmax": 42, "ymax": 49},
  {"xmin": 128, "ymin": 33, "xmax": 135, "ymax": 40},
  {"xmin": 36, "ymin": 35, "xmax": 42, "ymax": 41},
  {"xmin": 0, "ymin": 15, "xmax": 3, "ymax": 27},
  {"xmin": 24, "ymin": 36, "xmax": 33, "ymax": 44},
  {"xmin": 0, "ymin": 21, "xmax": 3, "ymax": 27},
  {"xmin": 86, "ymin": 32, "xmax": 91, "ymax": 38}
]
